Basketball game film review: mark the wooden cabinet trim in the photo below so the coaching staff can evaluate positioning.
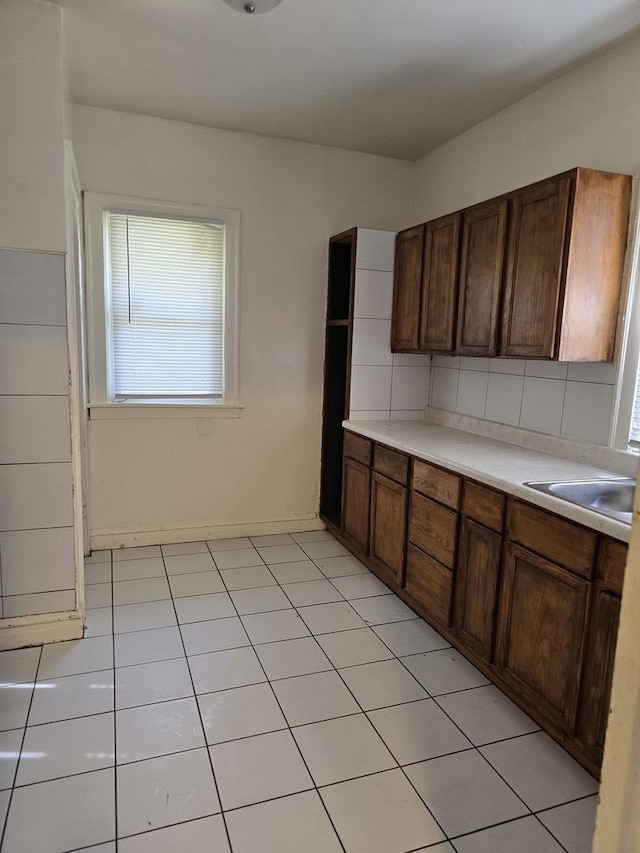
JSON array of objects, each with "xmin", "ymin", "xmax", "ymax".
[
  {"xmin": 578, "ymin": 585, "xmax": 621, "ymax": 761},
  {"xmin": 457, "ymin": 199, "xmax": 509, "ymax": 356},
  {"xmin": 373, "ymin": 444, "xmax": 410, "ymax": 485},
  {"xmin": 419, "ymin": 212, "xmax": 461, "ymax": 352},
  {"xmin": 496, "ymin": 542, "xmax": 590, "ymax": 734},
  {"xmin": 501, "ymin": 175, "xmax": 574, "ymax": 359},
  {"xmin": 406, "ymin": 544, "xmax": 453, "ymax": 629},
  {"xmin": 341, "ymin": 456, "xmax": 371, "ymax": 555},
  {"xmin": 462, "ymin": 480, "xmax": 505, "ymax": 531},
  {"xmin": 369, "ymin": 471, "xmax": 408, "ymax": 586},
  {"xmin": 597, "ymin": 537, "xmax": 627, "ymax": 597},
  {"xmin": 412, "ymin": 459, "xmax": 461, "ymax": 509},
  {"xmin": 508, "ymin": 499, "xmax": 597, "ymax": 579},
  {"xmin": 391, "ymin": 224, "xmax": 425, "ymax": 352},
  {"xmin": 454, "ymin": 518, "xmax": 502, "ymax": 661},
  {"xmin": 409, "ymin": 492, "xmax": 458, "ymax": 569},
  {"xmin": 343, "ymin": 431, "xmax": 373, "ymax": 466}
]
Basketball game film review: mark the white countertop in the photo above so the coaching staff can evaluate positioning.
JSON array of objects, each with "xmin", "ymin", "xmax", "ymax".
[{"xmin": 343, "ymin": 419, "xmax": 634, "ymax": 542}]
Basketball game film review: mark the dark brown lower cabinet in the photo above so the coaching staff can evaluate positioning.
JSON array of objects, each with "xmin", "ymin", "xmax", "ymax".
[
  {"xmin": 578, "ymin": 586, "xmax": 621, "ymax": 763},
  {"xmin": 454, "ymin": 518, "xmax": 502, "ymax": 661},
  {"xmin": 405, "ymin": 544, "xmax": 453, "ymax": 629},
  {"xmin": 336, "ymin": 429, "xmax": 629, "ymax": 777},
  {"xmin": 341, "ymin": 457, "xmax": 371, "ymax": 555},
  {"xmin": 369, "ymin": 472, "xmax": 407, "ymax": 585},
  {"xmin": 496, "ymin": 543, "xmax": 590, "ymax": 735}
]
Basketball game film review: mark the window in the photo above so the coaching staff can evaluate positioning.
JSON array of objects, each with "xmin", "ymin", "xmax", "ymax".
[
  {"xmin": 611, "ymin": 199, "xmax": 640, "ymax": 451},
  {"xmin": 84, "ymin": 194, "xmax": 240, "ymax": 417}
]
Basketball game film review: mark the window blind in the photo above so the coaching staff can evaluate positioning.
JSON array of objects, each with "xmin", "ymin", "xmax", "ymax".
[
  {"xmin": 629, "ymin": 365, "xmax": 640, "ymax": 446},
  {"xmin": 107, "ymin": 213, "xmax": 224, "ymax": 398}
]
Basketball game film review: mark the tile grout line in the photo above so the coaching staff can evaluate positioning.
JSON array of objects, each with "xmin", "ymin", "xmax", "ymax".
[
  {"xmin": 227, "ymin": 540, "xmax": 453, "ymax": 845},
  {"xmin": 203, "ymin": 539, "xmax": 350, "ymax": 853},
  {"xmin": 0, "ymin": 644, "xmax": 43, "ymax": 850},
  {"xmin": 76, "ymin": 536, "xmax": 595, "ymax": 849},
  {"xmin": 110, "ymin": 549, "xmax": 119, "ymax": 853},
  {"xmin": 162, "ymin": 547, "xmax": 236, "ymax": 853}
]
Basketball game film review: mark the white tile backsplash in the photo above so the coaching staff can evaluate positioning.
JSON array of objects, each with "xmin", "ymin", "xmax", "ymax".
[
  {"xmin": 0, "ymin": 249, "xmax": 66, "ymax": 326},
  {"xmin": 0, "ymin": 462, "xmax": 74, "ymax": 531},
  {"xmin": 429, "ymin": 356, "xmax": 617, "ymax": 447},
  {"xmin": 0, "ymin": 396, "xmax": 71, "ymax": 464},
  {"xmin": 349, "ymin": 230, "xmax": 430, "ymax": 421},
  {"xmin": 460, "ymin": 357, "xmax": 491, "ymax": 373},
  {"xmin": 456, "ymin": 370, "xmax": 488, "ymax": 418},
  {"xmin": 389, "ymin": 410, "xmax": 424, "ymax": 421},
  {"xmin": 351, "ymin": 320, "xmax": 393, "ymax": 367},
  {"xmin": 431, "ymin": 367, "xmax": 460, "ymax": 412},
  {"xmin": 524, "ymin": 361, "xmax": 568, "ymax": 380},
  {"xmin": 566, "ymin": 362, "xmax": 617, "ymax": 384},
  {"xmin": 353, "ymin": 270, "xmax": 394, "ymax": 320},
  {"xmin": 349, "ymin": 410, "xmax": 391, "ymax": 422},
  {"xmin": 350, "ymin": 366, "xmax": 393, "ymax": 412},
  {"xmin": 519, "ymin": 377, "xmax": 566, "ymax": 435},
  {"xmin": 392, "ymin": 353, "xmax": 431, "ymax": 367},
  {"xmin": 391, "ymin": 366, "xmax": 430, "ymax": 411},
  {"xmin": 0, "ymin": 527, "xmax": 75, "ymax": 596},
  {"xmin": 485, "ymin": 374, "xmax": 524, "ymax": 427},
  {"xmin": 0, "ymin": 324, "xmax": 69, "ymax": 395},
  {"xmin": 355, "ymin": 229, "xmax": 396, "ymax": 272},
  {"xmin": 561, "ymin": 381, "xmax": 614, "ymax": 445},
  {"xmin": 488, "ymin": 358, "xmax": 526, "ymax": 375}
]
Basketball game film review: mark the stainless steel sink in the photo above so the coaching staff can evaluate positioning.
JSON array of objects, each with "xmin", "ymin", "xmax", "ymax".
[{"xmin": 523, "ymin": 478, "xmax": 636, "ymax": 524}]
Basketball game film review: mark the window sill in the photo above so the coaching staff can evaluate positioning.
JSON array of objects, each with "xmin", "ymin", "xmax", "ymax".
[{"xmin": 89, "ymin": 401, "xmax": 245, "ymax": 420}]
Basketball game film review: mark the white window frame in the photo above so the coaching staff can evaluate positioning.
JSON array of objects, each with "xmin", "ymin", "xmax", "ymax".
[
  {"xmin": 611, "ymin": 180, "xmax": 640, "ymax": 451},
  {"xmin": 84, "ymin": 193, "xmax": 241, "ymax": 419}
]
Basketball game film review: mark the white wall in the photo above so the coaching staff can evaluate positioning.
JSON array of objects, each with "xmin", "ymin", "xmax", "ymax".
[
  {"xmin": 73, "ymin": 106, "xmax": 413, "ymax": 545},
  {"xmin": 411, "ymin": 32, "xmax": 640, "ymax": 446},
  {"xmin": 0, "ymin": 0, "xmax": 66, "ymax": 253},
  {"xmin": 0, "ymin": 0, "xmax": 80, "ymax": 643}
]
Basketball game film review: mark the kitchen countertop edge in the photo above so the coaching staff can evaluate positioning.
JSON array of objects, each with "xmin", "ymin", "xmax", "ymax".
[{"xmin": 343, "ymin": 419, "xmax": 633, "ymax": 543}]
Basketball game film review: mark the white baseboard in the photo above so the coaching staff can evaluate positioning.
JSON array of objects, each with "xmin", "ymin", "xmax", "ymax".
[
  {"xmin": 91, "ymin": 514, "xmax": 326, "ymax": 551},
  {"xmin": 0, "ymin": 611, "xmax": 83, "ymax": 651}
]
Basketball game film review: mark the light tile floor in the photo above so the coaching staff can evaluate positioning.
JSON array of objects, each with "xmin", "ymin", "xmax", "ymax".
[{"xmin": 0, "ymin": 530, "xmax": 599, "ymax": 853}]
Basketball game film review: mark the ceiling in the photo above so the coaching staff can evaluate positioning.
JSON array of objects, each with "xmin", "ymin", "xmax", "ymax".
[{"xmin": 57, "ymin": 0, "xmax": 640, "ymax": 160}]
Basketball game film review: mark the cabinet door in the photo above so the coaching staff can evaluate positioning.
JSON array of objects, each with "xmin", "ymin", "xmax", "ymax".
[
  {"xmin": 454, "ymin": 519, "xmax": 502, "ymax": 662},
  {"xmin": 420, "ymin": 212, "xmax": 461, "ymax": 352},
  {"xmin": 409, "ymin": 492, "xmax": 458, "ymax": 569},
  {"xmin": 501, "ymin": 176, "xmax": 572, "ymax": 358},
  {"xmin": 496, "ymin": 543, "xmax": 589, "ymax": 734},
  {"xmin": 457, "ymin": 200, "xmax": 508, "ymax": 356},
  {"xmin": 341, "ymin": 457, "xmax": 371, "ymax": 555},
  {"xmin": 391, "ymin": 225, "xmax": 424, "ymax": 352},
  {"xmin": 578, "ymin": 587, "xmax": 621, "ymax": 763},
  {"xmin": 370, "ymin": 472, "xmax": 407, "ymax": 585}
]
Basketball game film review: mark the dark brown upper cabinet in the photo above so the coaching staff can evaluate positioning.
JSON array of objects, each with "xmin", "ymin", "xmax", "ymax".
[
  {"xmin": 392, "ymin": 167, "xmax": 631, "ymax": 361},
  {"xmin": 457, "ymin": 199, "xmax": 508, "ymax": 356},
  {"xmin": 501, "ymin": 175, "xmax": 572, "ymax": 358},
  {"xmin": 391, "ymin": 224, "xmax": 424, "ymax": 351},
  {"xmin": 504, "ymin": 168, "xmax": 631, "ymax": 361},
  {"xmin": 420, "ymin": 212, "xmax": 461, "ymax": 352}
]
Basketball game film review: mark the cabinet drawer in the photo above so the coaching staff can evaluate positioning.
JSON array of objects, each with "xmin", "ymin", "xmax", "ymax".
[
  {"xmin": 343, "ymin": 432, "xmax": 372, "ymax": 466},
  {"xmin": 409, "ymin": 492, "xmax": 458, "ymax": 569},
  {"xmin": 508, "ymin": 500, "xmax": 597, "ymax": 579},
  {"xmin": 413, "ymin": 459, "xmax": 461, "ymax": 509},
  {"xmin": 374, "ymin": 444, "xmax": 410, "ymax": 485},
  {"xmin": 406, "ymin": 544, "xmax": 453, "ymax": 628},
  {"xmin": 463, "ymin": 480, "xmax": 505, "ymax": 531},
  {"xmin": 597, "ymin": 538, "xmax": 627, "ymax": 597}
]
